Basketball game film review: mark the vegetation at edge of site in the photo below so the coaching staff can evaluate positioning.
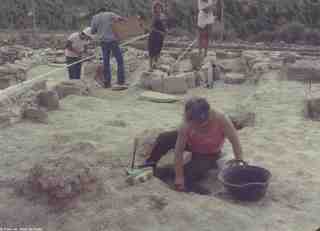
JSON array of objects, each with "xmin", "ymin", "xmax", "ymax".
[{"xmin": 1, "ymin": 0, "xmax": 320, "ymax": 44}]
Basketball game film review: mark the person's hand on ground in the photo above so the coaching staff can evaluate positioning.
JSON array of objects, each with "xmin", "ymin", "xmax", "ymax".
[{"xmin": 225, "ymin": 159, "xmax": 247, "ymax": 168}]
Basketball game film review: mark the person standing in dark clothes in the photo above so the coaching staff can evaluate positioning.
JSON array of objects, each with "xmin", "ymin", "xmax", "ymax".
[{"xmin": 148, "ymin": 2, "xmax": 166, "ymax": 71}]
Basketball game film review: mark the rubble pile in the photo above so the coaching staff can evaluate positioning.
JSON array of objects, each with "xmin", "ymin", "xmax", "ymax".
[
  {"xmin": 0, "ymin": 45, "xmax": 33, "ymax": 65},
  {"xmin": 0, "ymin": 64, "xmax": 28, "ymax": 89},
  {"xmin": 25, "ymin": 156, "xmax": 99, "ymax": 202}
]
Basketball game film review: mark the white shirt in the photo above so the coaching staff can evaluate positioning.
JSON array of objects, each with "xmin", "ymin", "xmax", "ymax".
[
  {"xmin": 198, "ymin": 0, "xmax": 215, "ymax": 28},
  {"xmin": 198, "ymin": 0, "xmax": 213, "ymax": 10},
  {"xmin": 65, "ymin": 32, "xmax": 88, "ymax": 57},
  {"xmin": 198, "ymin": 10, "xmax": 215, "ymax": 28}
]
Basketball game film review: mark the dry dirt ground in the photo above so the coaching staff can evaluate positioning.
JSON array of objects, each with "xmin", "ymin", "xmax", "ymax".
[{"xmin": 0, "ymin": 52, "xmax": 320, "ymax": 231}]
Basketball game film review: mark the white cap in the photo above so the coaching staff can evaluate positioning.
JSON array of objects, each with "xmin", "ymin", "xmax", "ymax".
[
  {"xmin": 82, "ymin": 27, "xmax": 94, "ymax": 38},
  {"xmin": 198, "ymin": 0, "xmax": 213, "ymax": 11}
]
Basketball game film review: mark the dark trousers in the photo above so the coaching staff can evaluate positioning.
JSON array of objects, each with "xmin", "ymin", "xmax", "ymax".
[
  {"xmin": 66, "ymin": 56, "xmax": 82, "ymax": 80},
  {"xmin": 146, "ymin": 130, "xmax": 221, "ymax": 187},
  {"xmin": 101, "ymin": 41, "xmax": 125, "ymax": 86}
]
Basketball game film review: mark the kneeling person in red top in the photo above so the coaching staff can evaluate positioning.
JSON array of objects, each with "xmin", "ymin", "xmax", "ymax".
[{"xmin": 143, "ymin": 97, "xmax": 243, "ymax": 193}]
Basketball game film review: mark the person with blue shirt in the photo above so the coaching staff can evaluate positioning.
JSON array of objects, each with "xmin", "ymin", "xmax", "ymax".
[{"xmin": 91, "ymin": 8, "xmax": 127, "ymax": 88}]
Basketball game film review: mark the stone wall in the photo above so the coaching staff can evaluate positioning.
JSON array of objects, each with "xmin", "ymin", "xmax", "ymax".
[
  {"xmin": 285, "ymin": 60, "xmax": 320, "ymax": 82},
  {"xmin": 0, "ymin": 78, "xmax": 47, "ymax": 127},
  {"xmin": 0, "ymin": 64, "xmax": 29, "ymax": 89}
]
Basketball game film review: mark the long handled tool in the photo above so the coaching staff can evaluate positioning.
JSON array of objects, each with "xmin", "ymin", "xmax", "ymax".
[
  {"xmin": 130, "ymin": 138, "xmax": 138, "ymax": 170},
  {"xmin": 126, "ymin": 138, "xmax": 154, "ymax": 185},
  {"xmin": 168, "ymin": 39, "xmax": 197, "ymax": 75}
]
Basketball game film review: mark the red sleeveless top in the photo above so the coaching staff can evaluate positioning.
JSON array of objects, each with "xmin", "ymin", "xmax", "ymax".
[{"xmin": 186, "ymin": 120, "xmax": 225, "ymax": 155}]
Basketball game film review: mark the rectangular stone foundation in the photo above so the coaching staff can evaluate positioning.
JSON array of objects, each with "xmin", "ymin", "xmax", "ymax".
[
  {"xmin": 0, "ymin": 78, "xmax": 47, "ymax": 127},
  {"xmin": 286, "ymin": 60, "xmax": 320, "ymax": 82},
  {"xmin": 305, "ymin": 93, "xmax": 320, "ymax": 120}
]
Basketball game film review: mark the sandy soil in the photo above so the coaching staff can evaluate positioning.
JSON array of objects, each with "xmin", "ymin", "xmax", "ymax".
[{"xmin": 0, "ymin": 52, "xmax": 319, "ymax": 231}]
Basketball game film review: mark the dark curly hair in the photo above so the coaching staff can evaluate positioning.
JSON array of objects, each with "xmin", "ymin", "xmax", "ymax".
[{"xmin": 184, "ymin": 97, "xmax": 210, "ymax": 123}]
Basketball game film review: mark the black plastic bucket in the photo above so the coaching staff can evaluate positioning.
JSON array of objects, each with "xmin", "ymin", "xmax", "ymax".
[{"xmin": 218, "ymin": 161, "xmax": 271, "ymax": 201}]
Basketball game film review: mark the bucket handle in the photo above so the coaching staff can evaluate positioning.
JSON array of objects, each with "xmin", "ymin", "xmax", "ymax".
[{"xmin": 225, "ymin": 159, "xmax": 248, "ymax": 168}]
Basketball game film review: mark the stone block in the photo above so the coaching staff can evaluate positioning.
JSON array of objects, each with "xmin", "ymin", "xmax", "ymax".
[
  {"xmin": 81, "ymin": 62, "xmax": 103, "ymax": 79},
  {"xmin": 280, "ymin": 52, "xmax": 298, "ymax": 64},
  {"xmin": 157, "ymin": 65, "xmax": 171, "ymax": 73},
  {"xmin": 141, "ymin": 71, "xmax": 192, "ymax": 94},
  {"xmin": 53, "ymin": 56, "xmax": 66, "ymax": 64},
  {"xmin": 252, "ymin": 62, "xmax": 272, "ymax": 74},
  {"xmin": 162, "ymin": 50, "xmax": 179, "ymax": 60},
  {"xmin": 286, "ymin": 60, "xmax": 320, "ymax": 82},
  {"xmin": 0, "ymin": 66, "xmax": 17, "ymax": 75},
  {"xmin": 29, "ymin": 79, "xmax": 47, "ymax": 92},
  {"xmin": 54, "ymin": 80, "xmax": 89, "ymax": 99},
  {"xmin": 82, "ymin": 62, "xmax": 103, "ymax": 84},
  {"xmin": 140, "ymin": 91, "xmax": 180, "ymax": 103},
  {"xmin": 0, "ymin": 112, "xmax": 11, "ymax": 128},
  {"xmin": 224, "ymin": 73, "xmax": 246, "ymax": 84},
  {"xmin": 178, "ymin": 59, "xmax": 193, "ymax": 73},
  {"xmin": 216, "ymin": 50, "xmax": 241, "ymax": 59},
  {"xmin": 241, "ymin": 51, "xmax": 264, "ymax": 71},
  {"xmin": 149, "ymin": 78, "xmax": 164, "ymax": 92},
  {"xmin": 159, "ymin": 54, "xmax": 176, "ymax": 66},
  {"xmin": 139, "ymin": 71, "xmax": 166, "ymax": 90},
  {"xmin": 23, "ymin": 107, "xmax": 48, "ymax": 123},
  {"xmin": 304, "ymin": 94, "xmax": 320, "ymax": 120},
  {"xmin": 0, "ymin": 77, "xmax": 15, "ymax": 89},
  {"xmin": 217, "ymin": 58, "xmax": 244, "ymax": 73},
  {"xmin": 38, "ymin": 90, "xmax": 60, "ymax": 110},
  {"xmin": 177, "ymin": 72, "xmax": 196, "ymax": 89},
  {"xmin": 161, "ymin": 76, "xmax": 188, "ymax": 94}
]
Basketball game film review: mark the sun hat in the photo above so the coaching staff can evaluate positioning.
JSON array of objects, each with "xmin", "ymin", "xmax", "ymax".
[{"xmin": 82, "ymin": 27, "xmax": 94, "ymax": 38}]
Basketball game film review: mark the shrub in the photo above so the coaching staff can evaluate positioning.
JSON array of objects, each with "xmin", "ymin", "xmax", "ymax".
[
  {"xmin": 249, "ymin": 30, "xmax": 278, "ymax": 43},
  {"xmin": 277, "ymin": 22, "xmax": 306, "ymax": 43},
  {"xmin": 305, "ymin": 29, "xmax": 320, "ymax": 45}
]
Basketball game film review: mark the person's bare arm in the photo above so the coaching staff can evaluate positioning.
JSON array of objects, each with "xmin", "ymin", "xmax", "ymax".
[
  {"xmin": 111, "ymin": 13, "xmax": 127, "ymax": 22},
  {"xmin": 174, "ymin": 124, "xmax": 188, "ymax": 191},
  {"xmin": 221, "ymin": 113, "xmax": 243, "ymax": 160},
  {"xmin": 65, "ymin": 40, "xmax": 80, "ymax": 56}
]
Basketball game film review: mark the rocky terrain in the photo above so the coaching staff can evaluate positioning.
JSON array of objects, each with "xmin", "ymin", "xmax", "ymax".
[{"xmin": 0, "ymin": 35, "xmax": 320, "ymax": 231}]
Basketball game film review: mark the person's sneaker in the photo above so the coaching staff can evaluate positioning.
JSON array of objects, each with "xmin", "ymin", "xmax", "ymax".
[{"xmin": 138, "ymin": 160, "xmax": 157, "ymax": 168}]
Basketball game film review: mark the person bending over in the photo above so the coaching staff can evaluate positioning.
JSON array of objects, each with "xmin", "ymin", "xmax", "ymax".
[{"xmin": 65, "ymin": 27, "xmax": 93, "ymax": 80}]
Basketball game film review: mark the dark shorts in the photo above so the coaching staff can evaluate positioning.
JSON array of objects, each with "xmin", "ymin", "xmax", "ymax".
[
  {"xmin": 148, "ymin": 32, "xmax": 164, "ymax": 58},
  {"xmin": 146, "ymin": 130, "xmax": 222, "ymax": 186},
  {"xmin": 199, "ymin": 27, "xmax": 209, "ymax": 49},
  {"xmin": 66, "ymin": 56, "xmax": 82, "ymax": 80}
]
